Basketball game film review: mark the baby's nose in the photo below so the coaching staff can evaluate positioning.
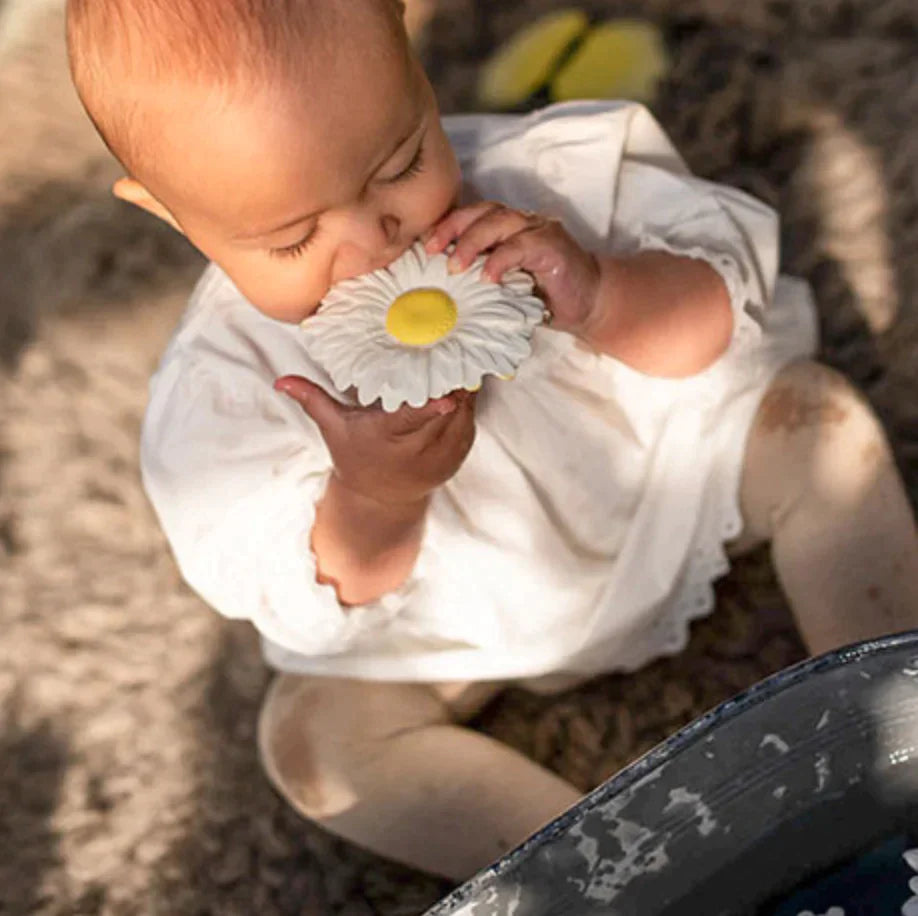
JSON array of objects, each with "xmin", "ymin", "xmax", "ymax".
[{"xmin": 380, "ymin": 214, "xmax": 400, "ymax": 244}]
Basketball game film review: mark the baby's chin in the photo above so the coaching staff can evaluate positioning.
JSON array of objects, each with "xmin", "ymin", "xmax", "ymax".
[
  {"xmin": 249, "ymin": 297, "xmax": 322, "ymax": 325},
  {"xmin": 295, "ymin": 300, "xmax": 324, "ymax": 324}
]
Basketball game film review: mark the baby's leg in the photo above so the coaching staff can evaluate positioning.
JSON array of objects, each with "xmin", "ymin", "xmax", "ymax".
[
  {"xmin": 257, "ymin": 675, "xmax": 581, "ymax": 880},
  {"xmin": 736, "ymin": 360, "xmax": 918, "ymax": 653}
]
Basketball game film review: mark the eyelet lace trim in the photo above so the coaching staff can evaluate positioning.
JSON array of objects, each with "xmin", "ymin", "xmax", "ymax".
[{"xmin": 621, "ymin": 234, "xmax": 765, "ymax": 657}]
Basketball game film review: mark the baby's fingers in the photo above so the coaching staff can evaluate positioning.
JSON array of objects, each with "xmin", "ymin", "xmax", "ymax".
[
  {"xmin": 481, "ymin": 230, "xmax": 552, "ymax": 284},
  {"xmin": 424, "ymin": 201, "xmax": 502, "ymax": 255},
  {"xmin": 384, "ymin": 393, "xmax": 458, "ymax": 436},
  {"xmin": 425, "ymin": 390, "xmax": 477, "ymax": 458},
  {"xmin": 410, "ymin": 389, "xmax": 477, "ymax": 447},
  {"xmin": 275, "ymin": 376, "xmax": 349, "ymax": 438},
  {"xmin": 447, "ymin": 207, "xmax": 539, "ymax": 275}
]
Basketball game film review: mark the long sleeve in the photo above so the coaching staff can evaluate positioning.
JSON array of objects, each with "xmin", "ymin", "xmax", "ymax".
[
  {"xmin": 606, "ymin": 103, "xmax": 778, "ymax": 344},
  {"xmin": 139, "ymin": 271, "xmax": 414, "ymax": 657},
  {"xmin": 449, "ymin": 100, "xmax": 780, "ymax": 349}
]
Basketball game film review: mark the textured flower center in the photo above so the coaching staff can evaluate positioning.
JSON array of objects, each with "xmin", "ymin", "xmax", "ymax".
[{"xmin": 385, "ymin": 288, "xmax": 458, "ymax": 346}]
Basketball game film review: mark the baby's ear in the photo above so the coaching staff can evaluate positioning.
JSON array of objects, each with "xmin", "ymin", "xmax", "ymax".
[{"xmin": 112, "ymin": 178, "xmax": 184, "ymax": 234}]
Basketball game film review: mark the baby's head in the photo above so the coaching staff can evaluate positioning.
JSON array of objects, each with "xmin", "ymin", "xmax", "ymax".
[{"xmin": 66, "ymin": 0, "xmax": 461, "ymax": 321}]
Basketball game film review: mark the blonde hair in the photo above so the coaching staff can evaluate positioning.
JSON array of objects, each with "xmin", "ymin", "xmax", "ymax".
[{"xmin": 66, "ymin": 0, "xmax": 405, "ymax": 175}]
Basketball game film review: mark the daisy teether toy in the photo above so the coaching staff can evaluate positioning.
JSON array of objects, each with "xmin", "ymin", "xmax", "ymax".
[{"xmin": 300, "ymin": 241, "xmax": 547, "ymax": 412}]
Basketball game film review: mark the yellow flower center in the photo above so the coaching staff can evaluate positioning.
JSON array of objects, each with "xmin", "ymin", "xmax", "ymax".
[{"xmin": 385, "ymin": 288, "xmax": 458, "ymax": 346}]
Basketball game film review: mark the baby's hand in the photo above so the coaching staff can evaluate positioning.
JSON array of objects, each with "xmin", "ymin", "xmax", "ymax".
[
  {"xmin": 425, "ymin": 202, "xmax": 601, "ymax": 333},
  {"xmin": 274, "ymin": 377, "xmax": 477, "ymax": 507}
]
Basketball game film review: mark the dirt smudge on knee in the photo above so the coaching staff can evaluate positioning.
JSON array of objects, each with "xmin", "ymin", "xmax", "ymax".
[{"xmin": 758, "ymin": 385, "xmax": 848, "ymax": 434}]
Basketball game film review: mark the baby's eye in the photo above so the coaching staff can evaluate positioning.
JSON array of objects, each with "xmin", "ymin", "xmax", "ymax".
[
  {"xmin": 384, "ymin": 140, "xmax": 425, "ymax": 185},
  {"xmin": 269, "ymin": 225, "xmax": 321, "ymax": 260}
]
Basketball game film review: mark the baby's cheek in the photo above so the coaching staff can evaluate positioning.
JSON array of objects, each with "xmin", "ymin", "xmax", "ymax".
[
  {"xmin": 415, "ymin": 147, "xmax": 462, "ymax": 233},
  {"xmin": 329, "ymin": 247, "xmax": 376, "ymax": 288},
  {"xmin": 243, "ymin": 266, "xmax": 324, "ymax": 324}
]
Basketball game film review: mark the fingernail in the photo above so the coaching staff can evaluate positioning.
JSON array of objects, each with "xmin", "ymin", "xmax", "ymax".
[
  {"xmin": 436, "ymin": 399, "xmax": 456, "ymax": 415},
  {"xmin": 274, "ymin": 377, "xmax": 304, "ymax": 400},
  {"xmin": 447, "ymin": 255, "xmax": 462, "ymax": 274}
]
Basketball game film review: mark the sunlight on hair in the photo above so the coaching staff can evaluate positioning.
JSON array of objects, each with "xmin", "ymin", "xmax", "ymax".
[{"xmin": 65, "ymin": 0, "xmax": 407, "ymax": 176}]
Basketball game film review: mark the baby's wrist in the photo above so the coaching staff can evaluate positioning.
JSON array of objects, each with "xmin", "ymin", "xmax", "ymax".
[
  {"xmin": 329, "ymin": 472, "xmax": 431, "ymax": 519},
  {"xmin": 313, "ymin": 474, "xmax": 430, "ymax": 606},
  {"xmin": 570, "ymin": 256, "xmax": 621, "ymax": 346}
]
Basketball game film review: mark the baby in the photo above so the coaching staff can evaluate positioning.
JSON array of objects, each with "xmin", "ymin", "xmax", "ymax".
[{"xmin": 67, "ymin": 0, "xmax": 918, "ymax": 882}]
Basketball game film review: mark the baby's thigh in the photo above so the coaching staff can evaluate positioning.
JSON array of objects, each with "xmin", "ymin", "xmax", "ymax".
[
  {"xmin": 516, "ymin": 672, "xmax": 594, "ymax": 695},
  {"xmin": 736, "ymin": 359, "xmax": 892, "ymax": 545},
  {"xmin": 429, "ymin": 680, "xmax": 507, "ymax": 721},
  {"xmin": 257, "ymin": 676, "xmax": 451, "ymax": 811},
  {"xmin": 435, "ymin": 674, "xmax": 593, "ymax": 707}
]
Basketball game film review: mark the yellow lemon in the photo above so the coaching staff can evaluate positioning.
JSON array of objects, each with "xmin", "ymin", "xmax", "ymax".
[
  {"xmin": 385, "ymin": 288, "xmax": 458, "ymax": 346},
  {"xmin": 551, "ymin": 20, "xmax": 669, "ymax": 104},
  {"xmin": 477, "ymin": 9, "xmax": 589, "ymax": 110}
]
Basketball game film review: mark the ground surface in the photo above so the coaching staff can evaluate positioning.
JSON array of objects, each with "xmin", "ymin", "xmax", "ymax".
[{"xmin": 1, "ymin": 0, "xmax": 917, "ymax": 913}]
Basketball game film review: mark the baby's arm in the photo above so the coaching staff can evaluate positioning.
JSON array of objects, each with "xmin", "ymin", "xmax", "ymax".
[
  {"xmin": 312, "ymin": 475, "xmax": 429, "ymax": 606},
  {"xmin": 584, "ymin": 249, "xmax": 732, "ymax": 375},
  {"xmin": 428, "ymin": 203, "xmax": 732, "ymax": 377},
  {"xmin": 274, "ymin": 377, "xmax": 477, "ymax": 605},
  {"xmin": 429, "ymin": 103, "xmax": 779, "ymax": 378},
  {"xmin": 141, "ymin": 315, "xmax": 471, "ymax": 655}
]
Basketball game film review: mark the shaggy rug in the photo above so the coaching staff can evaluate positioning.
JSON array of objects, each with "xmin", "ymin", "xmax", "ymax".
[{"xmin": 2, "ymin": 0, "xmax": 917, "ymax": 913}]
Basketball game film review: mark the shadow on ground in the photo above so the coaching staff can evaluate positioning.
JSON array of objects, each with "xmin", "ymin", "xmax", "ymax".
[
  {"xmin": 1, "ymin": 1, "xmax": 917, "ymax": 913},
  {"xmin": 0, "ymin": 694, "xmax": 70, "ymax": 915}
]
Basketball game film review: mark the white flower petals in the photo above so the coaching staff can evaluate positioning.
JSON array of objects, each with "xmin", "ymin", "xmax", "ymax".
[
  {"xmin": 300, "ymin": 241, "xmax": 545, "ymax": 411},
  {"xmin": 790, "ymin": 845, "xmax": 918, "ymax": 916},
  {"xmin": 904, "ymin": 849, "xmax": 918, "ymax": 916}
]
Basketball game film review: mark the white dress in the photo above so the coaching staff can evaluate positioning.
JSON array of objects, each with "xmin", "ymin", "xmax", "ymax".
[{"xmin": 140, "ymin": 101, "xmax": 818, "ymax": 682}]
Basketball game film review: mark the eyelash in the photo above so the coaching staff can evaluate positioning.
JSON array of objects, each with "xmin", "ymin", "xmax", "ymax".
[
  {"xmin": 386, "ymin": 140, "xmax": 425, "ymax": 184},
  {"xmin": 268, "ymin": 141, "xmax": 425, "ymax": 261},
  {"xmin": 270, "ymin": 225, "xmax": 321, "ymax": 260}
]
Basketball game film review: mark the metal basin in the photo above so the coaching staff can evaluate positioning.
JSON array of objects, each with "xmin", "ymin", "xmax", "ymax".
[{"xmin": 427, "ymin": 632, "xmax": 918, "ymax": 915}]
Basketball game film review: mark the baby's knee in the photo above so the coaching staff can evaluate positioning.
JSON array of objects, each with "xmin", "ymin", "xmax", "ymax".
[
  {"xmin": 759, "ymin": 361, "xmax": 871, "ymax": 431},
  {"xmin": 756, "ymin": 360, "xmax": 893, "ymax": 497},
  {"xmin": 257, "ymin": 674, "xmax": 448, "ymax": 821},
  {"xmin": 257, "ymin": 675, "xmax": 338, "ymax": 820}
]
